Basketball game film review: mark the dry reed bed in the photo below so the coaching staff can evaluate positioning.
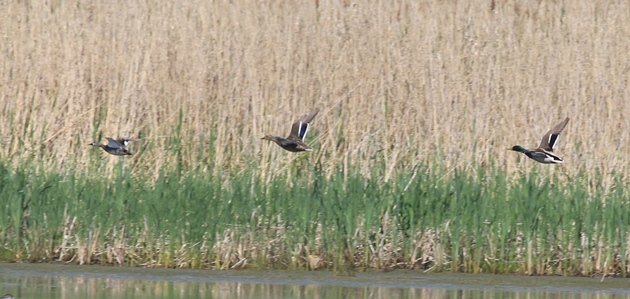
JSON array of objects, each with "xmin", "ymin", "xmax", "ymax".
[{"xmin": 0, "ymin": 1, "xmax": 629, "ymax": 181}]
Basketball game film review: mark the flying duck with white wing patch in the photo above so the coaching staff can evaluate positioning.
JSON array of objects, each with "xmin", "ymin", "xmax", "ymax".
[
  {"xmin": 510, "ymin": 117, "xmax": 569, "ymax": 164},
  {"xmin": 262, "ymin": 109, "xmax": 319, "ymax": 152},
  {"xmin": 90, "ymin": 137, "xmax": 138, "ymax": 156}
]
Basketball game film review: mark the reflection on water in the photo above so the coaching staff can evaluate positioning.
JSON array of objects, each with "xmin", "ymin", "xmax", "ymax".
[{"xmin": 1, "ymin": 263, "xmax": 629, "ymax": 299}]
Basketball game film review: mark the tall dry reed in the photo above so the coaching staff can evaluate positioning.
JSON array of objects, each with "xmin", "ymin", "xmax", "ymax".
[{"xmin": 1, "ymin": 0, "xmax": 629, "ymax": 182}]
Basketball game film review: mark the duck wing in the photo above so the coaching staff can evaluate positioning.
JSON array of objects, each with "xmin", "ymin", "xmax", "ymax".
[
  {"xmin": 106, "ymin": 137, "xmax": 125, "ymax": 149},
  {"xmin": 117, "ymin": 138, "xmax": 137, "ymax": 148},
  {"xmin": 538, "ymin": 117, "xmax": 569, "ymax": 151},
  {"xmin": 288, "ymin": 109, "xmax": 319, "ymax": 141}
]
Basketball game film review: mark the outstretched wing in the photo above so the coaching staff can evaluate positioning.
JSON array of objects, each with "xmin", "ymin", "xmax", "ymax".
[
  {"xmin": 106, "ymin": 137, "xmax": 125, "ymax": 149},
  {"xmin": 538, "ymin": 117, "xmax": 569, "ymax": 151},
  {"xmin": 116, "ymin": 138, "xmax": 134, "ymax": 148},
  {"xmin": 288, "ymin": 109, "xmax": 319, "ymax": 141}
]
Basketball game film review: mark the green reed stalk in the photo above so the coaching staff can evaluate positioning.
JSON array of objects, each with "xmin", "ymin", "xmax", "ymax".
[{"xmin": 0, "ymin": 158, "xmax": 629, "ymax": 276}]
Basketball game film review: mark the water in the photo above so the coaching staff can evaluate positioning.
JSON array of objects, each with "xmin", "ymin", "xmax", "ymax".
[{"xmin": 0, "ymin": 263, "xmax": 629, "ymax": 298}]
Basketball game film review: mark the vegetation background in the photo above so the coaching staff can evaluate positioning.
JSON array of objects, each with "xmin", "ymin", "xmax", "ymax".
[
  {"xmin": 2, "ymin": 0, "xmax": 629, "ymax": 178},
  {"xmin": 1, "ymin": 0, "xmax": 629, "ymax": 275}
]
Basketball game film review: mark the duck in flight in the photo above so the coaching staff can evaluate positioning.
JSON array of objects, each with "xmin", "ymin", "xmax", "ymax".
[
  {"xmin": 90, "ymin": 137, "xmax": 137, "ymax": 156},
  {"xmin": 510, "ymin": 117, "xmax": 569, "ymax": 164},
  {"xmin": 262, "ymin": 109, "xmax": 319, "ymax": 152}
]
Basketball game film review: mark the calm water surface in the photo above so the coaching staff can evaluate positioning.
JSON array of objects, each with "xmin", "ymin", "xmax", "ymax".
[{"xmin": 1, "ymin": 263, "xmax": 629, "ymax": 298}]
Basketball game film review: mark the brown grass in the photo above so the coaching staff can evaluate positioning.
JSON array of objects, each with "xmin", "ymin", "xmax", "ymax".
[{"xmin": 1, "ymin": 0, "xmax": 630, "ymax": 181}]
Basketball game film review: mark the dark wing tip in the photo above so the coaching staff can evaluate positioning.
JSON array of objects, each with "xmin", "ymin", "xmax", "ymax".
[{"xmin": 299, "ymin": 109, "xmax": 319, "ymax": 123}]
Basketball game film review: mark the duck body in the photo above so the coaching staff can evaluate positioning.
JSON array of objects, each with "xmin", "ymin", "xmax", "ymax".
[
  {"xmin": 262, "ymin": 135, "xmax": 312, "ymax": 152},
  {"xmin": 511, "ymin": 145, "xmax": 563, "ymax": 164}
]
